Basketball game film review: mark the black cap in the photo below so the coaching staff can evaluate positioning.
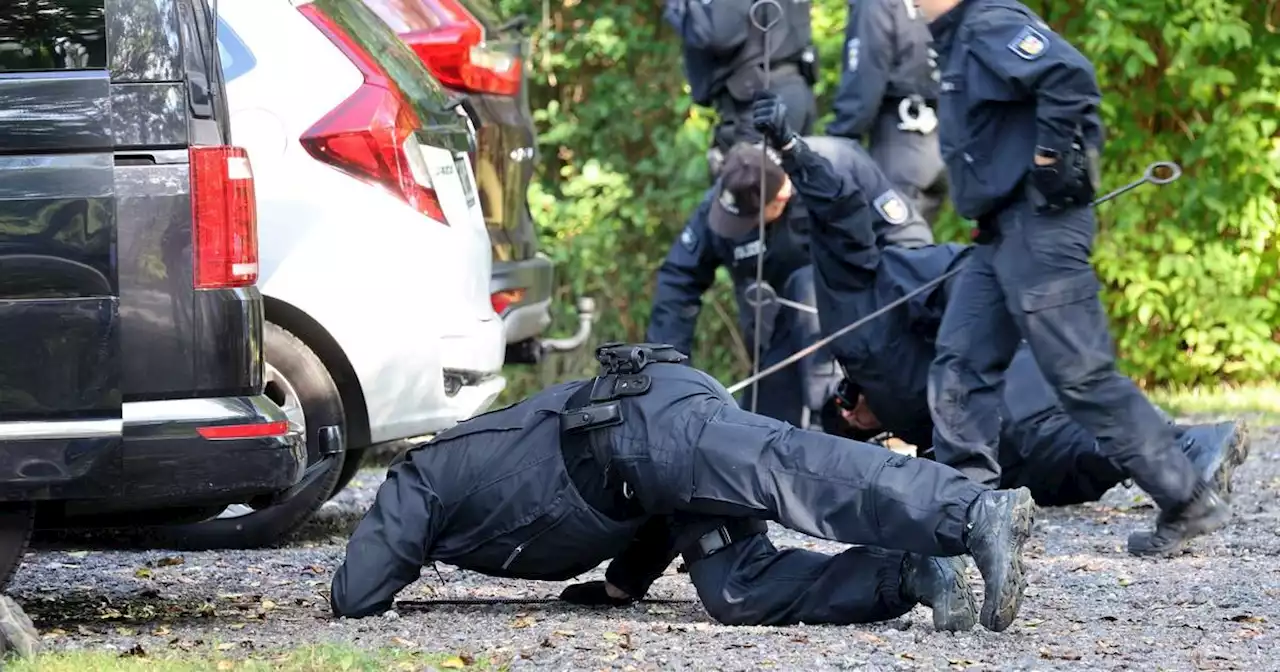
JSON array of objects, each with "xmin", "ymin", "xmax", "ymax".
[{"xmin": 707, "ymin": 142, "xmax": 787, "ymax": 238}]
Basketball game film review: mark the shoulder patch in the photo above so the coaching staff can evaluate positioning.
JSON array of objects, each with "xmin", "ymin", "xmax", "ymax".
[
  {"xmin": 873, "ymin": 190, "xmax": 910, "ymax": 226},
  {"xmin": 1007, "ymin": 25, "xmax": 1049, "ymax": 60},
  {"xmin": 846, "ymin": 37, "xmax": 860, "ymax": 72},
  {"xmin": 680, "ymin": 226, "xmax": 699, "ymax": 252}
]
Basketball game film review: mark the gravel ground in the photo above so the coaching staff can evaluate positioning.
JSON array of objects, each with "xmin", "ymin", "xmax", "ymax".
[{"xmin": 11, "ymin": 418, "xmax": 1279, "ymax": 670}]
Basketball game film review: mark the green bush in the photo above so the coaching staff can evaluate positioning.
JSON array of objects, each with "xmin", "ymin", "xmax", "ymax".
[{"xmin": 498, "ymin": 0, "xmax": 1279, "ymax": 401}]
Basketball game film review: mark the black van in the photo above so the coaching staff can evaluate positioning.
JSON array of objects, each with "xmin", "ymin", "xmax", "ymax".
[{"xmin": 0, "ymin": 0, "xmax": 309, "ymax": 585}]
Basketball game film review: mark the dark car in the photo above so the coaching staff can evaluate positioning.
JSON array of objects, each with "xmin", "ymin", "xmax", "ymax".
[
  {"xmin": 0, "ymin": 0, "xmax": 309, "ymax": 585},
  {"xmin": 362, "ymin": 0, "xmax": 593, "ymax": 364}
]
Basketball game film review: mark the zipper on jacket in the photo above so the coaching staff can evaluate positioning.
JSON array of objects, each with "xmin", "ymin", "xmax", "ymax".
[{"xmin": 501, "ymin": 518, "xmax": 564, "ymax": 570}]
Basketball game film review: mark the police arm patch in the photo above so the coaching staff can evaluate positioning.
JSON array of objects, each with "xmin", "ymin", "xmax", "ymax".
[
  {"xmin": 680, "ymin": 226, "xmax": 699, "ymax": 251},
  {"xmin": 846, "ymin": 37, "xmax": 860, "ymax": 72},
  {"xmin": 1008, "ymin": 25, "xmax": 1049, "ymax": 60},
  {"xmin": 873, "ymin": 190, "xmax": 910, "ymax": 225}
]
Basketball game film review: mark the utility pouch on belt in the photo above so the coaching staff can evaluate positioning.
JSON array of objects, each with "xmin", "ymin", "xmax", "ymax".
[{"xmin": 560, "ymin": 343, "xmax": 688, "ymax": 434}]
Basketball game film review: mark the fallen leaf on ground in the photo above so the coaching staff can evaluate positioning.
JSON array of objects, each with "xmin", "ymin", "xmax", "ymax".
[
  {"xmin": 259, "ymin": 599, "xmax": 276, "ymax": 611},
  {"xmin": 157, "ymin": 556, "xmax": 185, "ymax": 567},
  {"xmin": 119, "ymin": 643, "xmax": 146, "ymax": 658},
  {"xmin": 1118, "ymin": 577, "xmax": 1133, "ymax": 587},
  {"xmin": 898, "ymin": 652, "xmax": 917, "ymax": 660},
  {"xmin": 1039, "ymin": 647, "xmax": 1082, "ymax": 661},
  {"xmin": 390, "ymin": 636, "xmax": 415, "ymax": 648},
  {"xmin": 553, "ymin": 630, "xmax": 576, "ymax": 637},
  {"xmin": 1229, "ymin": 614, "xmax": 1265, "ymax": 623},
  {"xmin": 134, "ymin": 567, "xmax": 153, "ymax": 579},
  {"xmin": 1022, "ymin": 618, "xmax": 1045, "ymax": 628},
  {"xmin": 216, "ymin": 642, "xmax": 236, "ymax": 651},
  {"xmin": 512, "ymin": 616, "xmax": 536, "ymax": 629},
  {"xmin": 854, "ymin": 632, "xmax": 885, "ymax": 645},
  {"xmin": 67, "ymin": 551, "xmax": 90, "ymax": 559},
  {"xmin": 727, "ymin": 642, "xmax": 755, "ymax": 649}
]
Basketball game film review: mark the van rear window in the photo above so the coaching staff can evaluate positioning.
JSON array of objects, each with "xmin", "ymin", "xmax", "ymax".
[{"xmin": 0, "ymin": 0, "xmax": 108, "ymax": 72}]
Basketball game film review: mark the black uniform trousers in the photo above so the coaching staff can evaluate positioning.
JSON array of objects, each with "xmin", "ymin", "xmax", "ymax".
[
  {"xmin": 867, "ymin": 108, "xmax": 948, "ymax": 226},
  {"xmin": 590, "ymin": 364, "xmax": 986, "ymax": 626},
  {"xmin": 927, "ymin": 194, "xmax": 1199, "ymax": 511}
]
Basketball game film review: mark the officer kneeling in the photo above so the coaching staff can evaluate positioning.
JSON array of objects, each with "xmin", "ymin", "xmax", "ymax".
[{"xmin": 331, "ymin": 344, "xmax": 1037, "ymax": 632}]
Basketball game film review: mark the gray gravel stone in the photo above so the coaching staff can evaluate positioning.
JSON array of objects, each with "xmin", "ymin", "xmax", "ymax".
[{"xmin": 10, "ymin": 422, "xmax": 1280, "ymax": 670}]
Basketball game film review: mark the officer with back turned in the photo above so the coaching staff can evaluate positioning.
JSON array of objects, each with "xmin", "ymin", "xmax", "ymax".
[
  {"xmin": 663, "ymin": 0, "xmax": 818, "ymax": 177},
  {"xmin": 917, "ymin": 0, "xmax": 1234, "ymax": 556},
  {"xmin": 829, "ymin": 0, "xmax": 948, "ymax": 225}
]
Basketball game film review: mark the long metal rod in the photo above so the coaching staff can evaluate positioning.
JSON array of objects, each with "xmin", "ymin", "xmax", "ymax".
[
  {"xmin": 725, "ymin": 161, "xmax": 1182, "ymax": 395},
  {"xmin": 747, "ymin": 0, "xmax": 781, "ymax": 413},
  {"xmin": 395, "ymin": 597, "xmax": 695, "ymax": 608}
]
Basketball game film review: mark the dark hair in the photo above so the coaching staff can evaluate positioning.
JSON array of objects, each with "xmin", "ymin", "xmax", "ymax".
[{"xmin": 717, "ymin": 142, "xmax": 787, "ymax": 217}]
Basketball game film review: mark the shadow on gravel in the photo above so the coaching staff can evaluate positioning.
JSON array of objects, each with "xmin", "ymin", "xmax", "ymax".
[{"xmin": 20, "ymin": 590, "xmax": 323, "ymax": 629}]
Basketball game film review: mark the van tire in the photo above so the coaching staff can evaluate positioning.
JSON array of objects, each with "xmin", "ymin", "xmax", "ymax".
[
  {"xmin": 0, "ymin": 504, "xmax": 35, "ymax": 590},
  {"xmin": 154, "ymin": 322, "xmax": 347, "ymax": 550}
]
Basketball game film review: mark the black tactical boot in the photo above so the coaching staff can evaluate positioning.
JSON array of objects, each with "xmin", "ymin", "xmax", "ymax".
[
  {"xmin": 963, "ymin": 487, "xmax": 1036, "ymax": 632},
  {"xmin": 1127, "ymin": 480, "xmax": 1231, "ymax": 557},
  {"xmin": 0, "ymin": 596, "xmax": 39, "ymax": 659},
  {"xmin": 900, "ymin": 553, "xmax": 977, "ymax": 632},
  {"xmin": 1178, "ymin": 421, "xmax": 1250, "ymax": 500}
]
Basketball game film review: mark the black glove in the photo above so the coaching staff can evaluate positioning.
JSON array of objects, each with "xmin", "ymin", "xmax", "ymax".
[
  {"xmin": 1029, "ymin": 144, "xmax": 1096, "ymax": 213},
  {"xmin": 751, "ymin": 92, "xmax": 797, "ymax": 150},
  {"xmin": 558, "ymin": 581, "xmax": 634, "ymax": 607}
]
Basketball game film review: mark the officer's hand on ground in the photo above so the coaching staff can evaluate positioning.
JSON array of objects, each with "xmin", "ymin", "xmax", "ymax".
[
  {"xmin": 559, "ymin": 580, "xmax": 635, "ymax": 607},
  {"xmin": 751, "ymin": 92, "xmax": 797, "ymax": 150}
]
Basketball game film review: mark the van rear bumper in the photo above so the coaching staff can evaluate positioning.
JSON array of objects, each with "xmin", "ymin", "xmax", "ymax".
[{"xmin": 0, "ymin": 396, "xmax": 306, "ymax": 509}]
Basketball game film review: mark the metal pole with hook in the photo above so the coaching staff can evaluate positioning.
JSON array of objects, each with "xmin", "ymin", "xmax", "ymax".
[
  {"xmin": 725, "ymin": 161, "xmax": 1185, "ymax": 395},
  {"xmin": 747, "ymin": 0, "xmax": 783, "ymax": 413}
]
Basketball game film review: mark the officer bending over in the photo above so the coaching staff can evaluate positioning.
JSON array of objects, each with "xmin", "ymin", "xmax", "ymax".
[
  {"xmin": 829, "ymin": 0, "xmax": 949, "ymax": 224},
  {"xmin": 663, "ymin": 0, "xmax": 818, "ymax": 177},
  {"xmin": 331, "ymin": 343, "xmax": 1037, "ymax": 633},
  {"xmin": 920, "ymin": 0, "xmax": 1228, "ymax": 556},
  {"xmin": 749, "ymin": 91, "xmax": 1248, "ymax": 521},
  {"xmin": 647, "ymin": 139, "xmax": 930, "ymax": 424},
  {"xmin": 822, "ymin": 348, "xmax": 1249, "ymax": 508}
]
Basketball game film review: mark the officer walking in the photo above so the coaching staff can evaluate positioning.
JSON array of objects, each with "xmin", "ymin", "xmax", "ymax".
[
  {"xmin": 918, "ymin": 0, "xmax": 1228, "ymax": 556},
  {"xmin": 331, "ymin": 343, "xmax": 1036, "ymax": 632},
  {"xmin": 663, "ymin": 0, "xmax": 818, "ymax": 177},
  {"xmin": 647, "ymin": 139, "xmax": 930, "ymax": 424},
  {"xmin": 749, "ymin": 88, "xmax": 1249, "ymax": 520},
  {"xmin": 829, "ymin": 0, "xmax": 948, "ymax": 224}
]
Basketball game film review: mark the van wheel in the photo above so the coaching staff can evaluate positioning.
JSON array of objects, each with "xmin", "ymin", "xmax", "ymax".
[
  {"xmin": 156, "ymin": 323, "xmax": 347, "ymax": 550},
  {"xmin": 0, "ymin": 503, "xmax": 35, "ymax": 590}
]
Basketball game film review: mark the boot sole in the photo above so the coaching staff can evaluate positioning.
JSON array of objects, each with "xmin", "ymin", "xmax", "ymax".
[
  {"xmin": 1213, "ymin": 421, "xmax": 1250, "ymax": 500},
  {"xmin": 932, "ymin": 563, "xmax": 978, "ymax": 632},
  {"xmin": 0, "ymin": 596, "xmax": 39, "ymax": 658},
  {"xmin": 980, "ymin": 487, "xmax": 1036, "ymax": 633}
]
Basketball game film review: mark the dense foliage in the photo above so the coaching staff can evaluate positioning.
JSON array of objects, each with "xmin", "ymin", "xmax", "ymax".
[{"xmin": 498, "ymin": 0, "xmax": 1280, "ymax": 400}]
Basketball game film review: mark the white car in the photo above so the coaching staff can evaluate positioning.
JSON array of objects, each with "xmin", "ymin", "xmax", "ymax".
[{"xmin": 163, "ymin": 0, "xmax": 506, "ymax": 549}]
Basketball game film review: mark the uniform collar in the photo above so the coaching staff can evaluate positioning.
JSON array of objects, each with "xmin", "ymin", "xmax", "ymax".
[{"xmin": 928, "ymin": 0, "xmax": 977, "ymax": 45}]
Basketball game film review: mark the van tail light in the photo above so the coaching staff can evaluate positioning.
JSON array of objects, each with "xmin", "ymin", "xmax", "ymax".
[
  {"xmin": 490, "ymin": 288, "xmax": 525, "ymax": 315},
  {"xmin": 394, "ymin": 0, "xmax": 522, "ymax": 97},
  {"xmin": 190, "ymin": 145, "xmax": 259, "ymax": 289},
  {"xmin": 297, "ymin": 3, "xmax": 446, "ymax": 223}
]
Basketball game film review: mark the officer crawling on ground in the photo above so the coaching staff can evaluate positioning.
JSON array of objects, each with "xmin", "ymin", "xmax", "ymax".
[
  {"xmin": 647, "ymin": 137, "xmax": 931, "ymax": 425},
  {"xmin": 663, "ymin": 0, "xmax": 818, "ymax": 178},
  {"xmin": 919, "ymin": 0, "xmax": 1232, "ymax": 556},
  {"xmin": 829, "ymin": 0, "xmax": 949, "ymax": 225},
  {"xmin": 749, "ymin": 90, "xmax": 1249, "ymax": 520},
  {"xmin": 331, "ymin": 343, "xmax": 1038, "ymax": 632}
]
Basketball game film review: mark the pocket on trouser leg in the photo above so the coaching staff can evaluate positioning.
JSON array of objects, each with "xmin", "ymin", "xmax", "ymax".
[{"xmin": 1014, "ymin": 270, "xmax": 1116, "ymax": 398}]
